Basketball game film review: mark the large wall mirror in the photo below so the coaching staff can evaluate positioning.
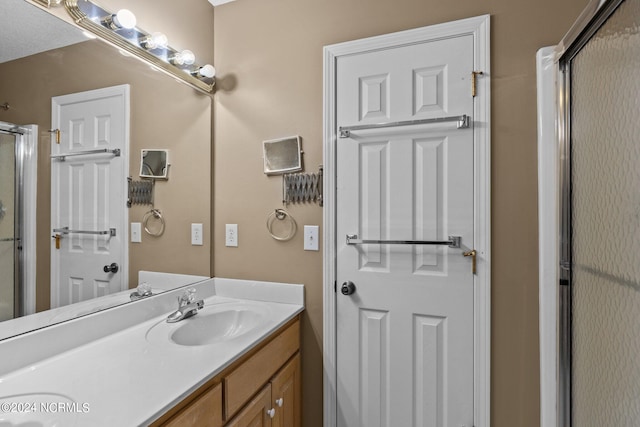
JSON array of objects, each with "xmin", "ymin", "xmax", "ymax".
[{"xmin": 0, "ymin": 0, "xmax": 212, "ymax": 340}]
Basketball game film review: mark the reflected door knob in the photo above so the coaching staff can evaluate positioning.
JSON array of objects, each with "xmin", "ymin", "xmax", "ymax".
[
  {"xmin": 341, "ymin": 281, "xmax": 356, "ymax": 295},
  {"xmin": 103, "ymin": 262, "xmax": 119, "ymax": 273}
]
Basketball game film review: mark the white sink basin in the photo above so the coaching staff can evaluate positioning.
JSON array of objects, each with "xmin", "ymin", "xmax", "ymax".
[
  {"xmin": 146, "ymin": 301, "xmax": 271, "ymax": 346},
  {"xmin": 0, "ymin": 393, "xmax": 80, "ymax": 427}
]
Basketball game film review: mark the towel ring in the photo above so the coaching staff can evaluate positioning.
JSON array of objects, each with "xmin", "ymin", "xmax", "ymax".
[
  {"xmin": 266, "ymin": 208, "xmax": 297, "ymax": 241},
  {"xmin": 143, "ymin": 208, "xmax": 165, "ymax": 237}
]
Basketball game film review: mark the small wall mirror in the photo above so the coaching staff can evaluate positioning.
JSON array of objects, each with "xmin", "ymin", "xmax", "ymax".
[
  {"xmin": 263, "ymin": 136, "xmax": 303, "ymax": 175},
  {"xmin": 140, "ymin": 149, "xmax": 170, "ymax": 179}
]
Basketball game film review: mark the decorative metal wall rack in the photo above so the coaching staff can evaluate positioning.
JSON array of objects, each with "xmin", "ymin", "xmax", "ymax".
[
  {"xmin": 282, "ymin": 166, "xmax": 323, "ymax": 206},
  {"xmin": 127, "ymin": 177, "xmax": 153, "ymax": 207}
]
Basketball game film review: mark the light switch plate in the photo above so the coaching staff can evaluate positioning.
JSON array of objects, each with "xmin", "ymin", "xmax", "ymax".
[
  {"xmin": 226, "ymin": 224, "xmax": 238, "ymax": 247},
  {"xmin": 304, "ymin": 225, "xmax": 319, "ymax": 251},
  {"xmin": 131, "ymin": 222, "xmax": 142, "ymax": 243},
  {"xmin": 191, "ymin": 223, "xmax": 203, "ymax": 246}
]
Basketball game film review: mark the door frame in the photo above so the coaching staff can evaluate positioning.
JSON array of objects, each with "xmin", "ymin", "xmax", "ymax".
[
  {"xmin": 322, "ymin": 15, "xmax": 491, "ymax": 426},
  {"xmin": 50, "ymin": 85, "xmax": 130, "ymax": 308}
]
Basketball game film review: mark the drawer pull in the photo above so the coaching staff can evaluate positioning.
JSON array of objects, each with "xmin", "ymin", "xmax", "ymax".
[
  {"xmin": 267, "ymin": 408, "xmax": 276, "ymax": 418},
  {"xmin": 275, "ymin": 398, "xmax": 283, "ymax": 407}
]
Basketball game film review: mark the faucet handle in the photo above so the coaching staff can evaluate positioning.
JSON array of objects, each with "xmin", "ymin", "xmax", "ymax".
[{"xmin": 178, "ymin": 288, "xmax": 196, "ymax": 306}]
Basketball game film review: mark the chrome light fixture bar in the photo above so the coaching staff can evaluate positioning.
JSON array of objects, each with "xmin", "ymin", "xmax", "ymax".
[
  {"xmin": 63, "ymin": 0, "xmax": 215, "ymax": 93},
  {"xmin": 33, "ymin": 0, "xmax": 63, "ymax": 7}
]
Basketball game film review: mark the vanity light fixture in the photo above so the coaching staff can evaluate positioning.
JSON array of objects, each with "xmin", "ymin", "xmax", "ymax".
[
  {"xmin": 193, "ymin": 64, "xmax": 216, "ymax": 79},
  {"xmin": 170, "ymin": 50, "xmax": 196, "ymax": 66},
  {"xmin": 33, "ymin": 0, "xmax": 63, "ymax": 7},
  {"xmin": 102, "ymin": 9, "xmax": 137, "ymax": 30},
  {"xmin": 63, "ymin": 0, "xmax": 215, "ymax": 93},
  {"xmin": 140, "ymin": 32, "xmax": 169, "ymax": 50}
]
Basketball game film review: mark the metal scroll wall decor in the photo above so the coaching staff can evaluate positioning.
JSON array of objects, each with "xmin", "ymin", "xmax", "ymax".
[{"xmin": 282, "ymin": 166, "xmax": 323, "ymax": 206}]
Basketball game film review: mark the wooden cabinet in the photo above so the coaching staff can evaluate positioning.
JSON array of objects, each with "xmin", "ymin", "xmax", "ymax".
[
  {"xmin": 226, "ymin": 353, "xmax": 301, "ymax": 427},
  {"xmin": 225, "ymin": 384, "xmax": 272, "ymax": 427},
  {"xmin": 163, "ymin": 383, "xmax": 223, "ymax": 427},
  {"xmin": 270, "ymin": 353, "xmax": 301, "ymax": 427},
  {"xmin": 154, "ymin": 317, "xmax": 301, "ymax": 427}
]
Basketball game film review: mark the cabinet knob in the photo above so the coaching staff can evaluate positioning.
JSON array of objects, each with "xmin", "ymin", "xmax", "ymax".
[
  {"xmin": 275, "ymin": 398, "xmax": 283, "ymax": 407},
  {"xmin": 267, "ymin": 408, "xmax": 276, "ymax": 418}
]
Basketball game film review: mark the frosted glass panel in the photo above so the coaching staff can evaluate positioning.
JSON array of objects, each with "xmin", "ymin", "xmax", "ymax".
[
  {"xmin": 0, "ymin": 133, "xmax": 16, "ymax": 321},
  {"xmin": 570, "ymin": 0, "xmax": 640, "ymax": 424}
]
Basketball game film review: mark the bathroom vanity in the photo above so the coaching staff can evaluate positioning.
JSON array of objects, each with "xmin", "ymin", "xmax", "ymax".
[
  {"xmin": 0, "ymin": 277, "xmax": 304, "ymax": 426},
  {"xmin": 154, "ymin": 317, "xmax": 300, "ymax": 426}
]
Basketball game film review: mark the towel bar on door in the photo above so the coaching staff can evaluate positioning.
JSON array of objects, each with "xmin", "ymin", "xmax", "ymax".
[
  {"xmin": 338, "ymin": 114, "xmax": 470, "ymax": 138},
  {"xmin": 346, "ymin": 234, "xmax": 461, "ymax": 248}
]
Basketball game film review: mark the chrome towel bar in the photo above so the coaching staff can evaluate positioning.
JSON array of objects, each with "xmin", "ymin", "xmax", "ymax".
[
  {"xmin": 51, "ymin": 148, "xmax": 121, "ymax": 161},
  {"xmin": 346, "ymin": 234, "xmax": 461, "ymax": 249},
  {"xmin": 52, "ymin": 227, "xmax": 116, "ymax": 237},
  {"xmin": 339, "ymin": 114, "xmax": 470, "ymax": 138}
]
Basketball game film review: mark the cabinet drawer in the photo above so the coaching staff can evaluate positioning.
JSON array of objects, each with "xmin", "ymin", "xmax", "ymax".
[{"xmin": 224, "ymin": 319, "xmax": 299, "ymax": 419}]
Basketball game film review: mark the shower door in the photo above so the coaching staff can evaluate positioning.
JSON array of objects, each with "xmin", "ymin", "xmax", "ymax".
[
  {"xmin": 558, "ymin": 0, "xmax": 640, "ymax": 424},
  {"xmin": 0, "ymin": 130, "xmax": 20, "ymax": 322}
]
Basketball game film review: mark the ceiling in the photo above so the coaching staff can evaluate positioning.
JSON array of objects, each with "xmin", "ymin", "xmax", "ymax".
[{"xmin": 0, "ymin": 0, "xmax": 88, "ymax": 64}]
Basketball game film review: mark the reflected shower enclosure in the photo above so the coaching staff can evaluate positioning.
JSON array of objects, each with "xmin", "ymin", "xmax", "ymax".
[{"xmin": 0, "ymin": 122, "xmax": 36, "ymax": 322}]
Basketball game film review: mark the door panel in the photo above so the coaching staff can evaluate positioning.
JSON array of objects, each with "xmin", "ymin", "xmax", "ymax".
[
  {"xmin": 51, "ymin": 86, "xmax": 128, "ymax": 308},
  {"xmin": 336, "ymin": 35, "xmax": 474, "ymax": 427}
]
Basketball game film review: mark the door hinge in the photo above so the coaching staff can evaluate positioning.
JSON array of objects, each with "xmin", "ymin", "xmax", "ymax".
[
  {"xmin": 334, "ymin": 281, "xmax": 337, "ymax": 293},
  {"xmin": 48, "ymin": 128, "xmax": 61, "ymax": 144},
  {"xmin": 471, "ymin": 71, "xmax": 484, "ymax": 97}
]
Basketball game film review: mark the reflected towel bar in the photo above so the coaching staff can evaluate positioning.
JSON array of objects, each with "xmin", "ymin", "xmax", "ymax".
[
  {"xmin": 346, "ymin": 234, "xmax": 461, "ymax": 248},
  {"xmin": 51, "ymin": 148, "xmax": 121, "ymax": 161},
  {"xmin": 339, "ymin": 115, "xmax": 470, "ymax": 138},
  {"xmin": 52, "ymin": 227, "xmax": 116, "ymax": 237}
]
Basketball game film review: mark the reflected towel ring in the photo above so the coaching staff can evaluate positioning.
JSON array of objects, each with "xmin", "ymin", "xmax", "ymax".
[
  {"xmin": 143, "ymin": 208, "xmax": 165, "ymax": 237},
  {"xmin": 266, "ymin": 208, "xmax": 297, "ymax": 241}
]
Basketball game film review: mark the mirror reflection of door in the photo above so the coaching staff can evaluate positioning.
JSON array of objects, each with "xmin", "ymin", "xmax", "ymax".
[{"xmin": 50, "ymin": 85, "xmax": 129, "ymax": 308}]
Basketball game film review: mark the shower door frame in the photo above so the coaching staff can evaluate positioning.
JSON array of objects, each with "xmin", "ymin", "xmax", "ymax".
[
  {"xmin": 0, "ymin": 122, "xmax": 38, "ymax": 319},
  {"xmin": 539, "ymin": 0, "xmax": 628, "ymax": 426}
]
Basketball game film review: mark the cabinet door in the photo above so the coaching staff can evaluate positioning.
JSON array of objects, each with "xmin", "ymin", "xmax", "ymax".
[
  {"xmin": 164, "ymin": 383, "xmax": 222, "ymax": 427},
  {"xmin": 226, "ymin": 384, "xmax": 272, "ymax": 427},
  {"xmin": 271, "ymin": 354, "xmax": 301, "ymax": 427}
]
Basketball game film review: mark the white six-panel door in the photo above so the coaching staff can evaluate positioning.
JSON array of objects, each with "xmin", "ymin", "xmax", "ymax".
[
  {"xmin": 335, "ymin": 35, "xmax": 476, "ymax": 427},
  {"xmin": 51, "ymin": 85, "xmax": 129, "ymax": 308}
]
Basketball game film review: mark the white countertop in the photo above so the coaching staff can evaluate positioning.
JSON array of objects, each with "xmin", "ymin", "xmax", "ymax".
[{"xmin": 0, "ymin": 278, "xmax": 304, "ymax": 426}]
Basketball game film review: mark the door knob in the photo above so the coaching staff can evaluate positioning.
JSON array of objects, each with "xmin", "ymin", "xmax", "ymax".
[
  {"xmin": 341, "ymin": 281, "xmax": 356, "ymax": 295},
  {"xmin": 266, "ymin": 408, "xmax": 276, "ymax": 418},
  {"xmin": 103, "ymin": 262, "xmax": 119, "ymax": 273}
]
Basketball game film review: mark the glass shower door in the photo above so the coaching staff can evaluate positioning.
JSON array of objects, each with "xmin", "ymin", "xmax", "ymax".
[
  {"xmin": 0, "ymin": 131, "xmax": 17, "ymax": 322},
  {"xmin": 560, "ymin": 0, "xmax": 640, "ymax": 424}
]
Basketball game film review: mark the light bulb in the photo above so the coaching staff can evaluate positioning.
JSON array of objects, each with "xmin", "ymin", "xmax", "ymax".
[
  {"xmin": 170, "ymin": 50, "xmax": 195, "ymax": 66},
  {"xmin": 105, "ymin": 9, "xmax": 136, "ymax": 30},
  {"xmin": 195, "ymin": 64, "xmax": 216, "ymax": 79},
  {"xmin": 141, "ymin": 32, "xmax": 168, "ymax": 50}
]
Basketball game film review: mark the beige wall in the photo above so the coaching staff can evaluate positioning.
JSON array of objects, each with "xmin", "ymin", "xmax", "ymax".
[
  {"xmin": 213, "ymin": 0, "xmax": 587, "ymax": 426},
  {"xmin": 0, "ymin": 37, "xmax": 211, "ymax": 311}
]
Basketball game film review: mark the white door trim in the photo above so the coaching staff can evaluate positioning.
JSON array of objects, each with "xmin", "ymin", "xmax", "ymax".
[
  {"xmin": 322, "ymin": 15, "xmax": 491, "ymax": 427},
  {"xmin": 536, "ymin": 46, "xmax": 559, "ymax": 427}
]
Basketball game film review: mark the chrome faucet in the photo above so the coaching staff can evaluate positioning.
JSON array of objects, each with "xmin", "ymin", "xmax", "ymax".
[{"xmin": 166, "ymin": 288, "xmax": 204, "ymax": 323}]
